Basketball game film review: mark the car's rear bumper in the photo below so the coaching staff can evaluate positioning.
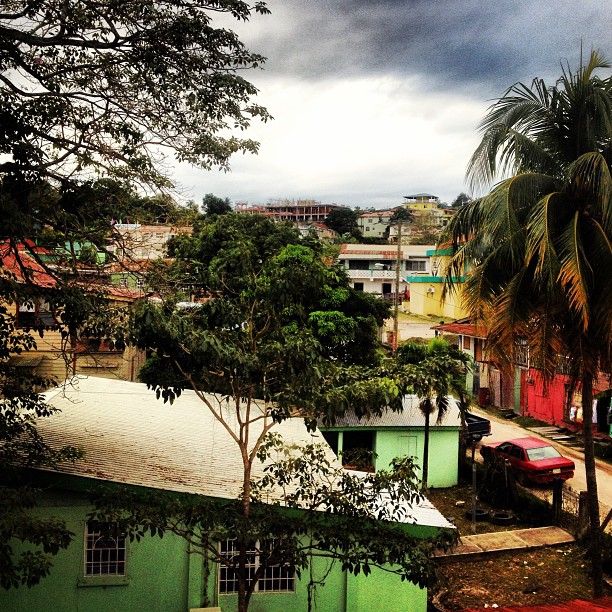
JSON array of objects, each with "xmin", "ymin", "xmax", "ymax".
[{"xmin": 528, "ymin": 470, "xmax": 574, "ymax": 484}]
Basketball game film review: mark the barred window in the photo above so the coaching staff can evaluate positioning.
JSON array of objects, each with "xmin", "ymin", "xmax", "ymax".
[
  {"xmin": 85, "ymin": 522, "xmax": 126, "ymax": 576},
  {"xmin": 219, "ymin": 539, "xmax": 294, "ymax": 594}
]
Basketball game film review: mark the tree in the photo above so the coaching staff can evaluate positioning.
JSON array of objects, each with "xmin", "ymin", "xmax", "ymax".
[
  {"xmin": 1, "ymin": 1, "xmax": 271, "ymax": 587},
  {"xmin": 323, "ymin": 207, "xmax": 361, "ymax": 238},
  {"xmin": 201, "ymin": 193, "xmax": 233, "ymax": 217},
  {"xmin": 443, "ymin": 49, "xmax": 612, "ymax": 596},
  {"xmin": 450, "ymin": 193, "xmax": 472, "ymax": 209},
  {"xmin": 0, "ymin": 0, "xmax": 271, "ymax": 189},
  {"xmin": 93, "ymin": 441, "xmax": 455, "ymax": 612},
  {"xmin": 397, "ymin": 338, "xmax": 471, "ymax": 489},
  {"xmin": 124, "ymin": 214, "xmax": 447, "ymax": 610},
  {"xmin": 0, "ymin": 273, "xmax": 83, "ymax": 587}
]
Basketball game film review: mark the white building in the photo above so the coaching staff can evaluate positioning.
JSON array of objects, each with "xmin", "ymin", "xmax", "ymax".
[{"xmin": 338, "ymin": 243, "xmax": 436, "ymax": 298}]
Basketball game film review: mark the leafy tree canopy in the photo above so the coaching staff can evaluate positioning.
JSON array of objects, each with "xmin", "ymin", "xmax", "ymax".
[
  {"xmin": 0, "ymin": 0, "xmax": 271, "ymax": 189},
  {"xmin": 1, "ymin": 0, "xmax": 273, "ymax": 592},
  {"xmin": 450, "ymin": 192, "xmax": 472, "ymax": 208},
  {"xmin": 202, "ymin": 193, "xmax": 233, "ymax": 217},
  {"xmin": 323, "ymin": 207, "xmax": 361, "ymax": 238}
]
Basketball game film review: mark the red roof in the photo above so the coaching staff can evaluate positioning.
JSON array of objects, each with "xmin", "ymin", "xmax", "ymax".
[
  {"xmin": 459, "ymin": 596, "xmax": 612, "ymax": 611},
  {"xmin": 2, "ymin": 242, "xmax": 142, "ymax": 302},
  {"xmin": 434, "ymin": 321, "xmax": 486, "ymax": 338},
  {"xmin": 1, "ymin": 242, "xmax": 57, "ymax": 288}
]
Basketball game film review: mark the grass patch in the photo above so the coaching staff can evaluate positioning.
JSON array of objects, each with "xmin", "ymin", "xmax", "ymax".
[{"xmin": 512, "ymin": 415, "xmax": 550, "ymax": 429}]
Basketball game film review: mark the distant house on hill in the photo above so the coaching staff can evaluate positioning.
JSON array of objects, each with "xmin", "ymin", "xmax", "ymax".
[{"xmin": 357, "ymin": 209, "xmax": 396, "ymax": 239}]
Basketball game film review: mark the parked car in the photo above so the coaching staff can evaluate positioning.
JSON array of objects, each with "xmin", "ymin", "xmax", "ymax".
[
  {"xmin": 463, "ymin": 412, "xmax": 492, "ymax": 443},
  {"xmin": 480, "ymin": 436, "xmax": 575, "ymax": 484}
]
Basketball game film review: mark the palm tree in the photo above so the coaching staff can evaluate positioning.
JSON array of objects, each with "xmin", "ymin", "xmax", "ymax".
[
  {"xmin": 443, "ymin": 49, "xmax": 612, "ymax": 596},
  {"xmin": 398, "ymin": 338, "xmax": 471, "ymax": 489}
]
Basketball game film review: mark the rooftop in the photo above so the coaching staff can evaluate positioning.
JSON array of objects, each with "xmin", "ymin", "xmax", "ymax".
[
  {"xmin": 320, "ymin": 395, "xmax": 462, "ymax": 429},
  {"xmin": 36, "ymin": 377, "xmax": 453, "ymax": 530}
]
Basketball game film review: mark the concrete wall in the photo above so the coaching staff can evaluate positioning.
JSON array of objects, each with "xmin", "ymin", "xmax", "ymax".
[{"xmin": 375, "ymin": 428, "xmax": 459, "ymax": 488}]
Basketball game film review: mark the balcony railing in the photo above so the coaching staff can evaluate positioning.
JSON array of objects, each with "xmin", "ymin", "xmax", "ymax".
[{"xmin": 346, "ymin": 269, "xmax": 397, "ymax": 279}]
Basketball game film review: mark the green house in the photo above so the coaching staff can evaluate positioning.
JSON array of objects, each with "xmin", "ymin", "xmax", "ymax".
[
  {"xmin": 319, "ymin": 395, "xmax": 462, "ymax": 488},
  {"xmin": 2, "ymin": 377, "xmax": 453, "ymax": 612}
]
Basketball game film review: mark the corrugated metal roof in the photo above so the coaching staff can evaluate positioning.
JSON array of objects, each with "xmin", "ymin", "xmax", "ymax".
[
  {"xmin": 39, "ymin": 377, "xmax": 317, "ymax": 500},
  {"xmin": 434, "ymin": 321, "xmax": 486, "ymax": 338},
  {"xmin": 339, "ymin": 243, "xmax": 436, "ymax": 256},
  {"xmin": 322, "ymin": 395, "xmax": 462, "ymax": 429},
  {"xmin": 37, "ymin": 377, "xmax": 453, "ymax": 530}
]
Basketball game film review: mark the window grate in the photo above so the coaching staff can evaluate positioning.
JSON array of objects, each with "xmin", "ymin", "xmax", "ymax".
[
  {"xmin": 219, "ymin": 539, "xmax": 294, "ymax": 594},
  {"xmin": 85, "ymin": 522, "xmax": 126, "ymax": 576}
]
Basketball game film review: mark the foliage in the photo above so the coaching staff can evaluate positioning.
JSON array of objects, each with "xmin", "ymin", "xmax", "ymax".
[
  {"xmin": 0, "ymin": 0, "xmax": 271, "ymax": 188},
  {"xmin": 202, "ymin": 193, "xmax": 233, "ymax": 217},
  {"xmin": 123, "ymin": 214, "xmax": 455, "ymax": 609},
  {"xmin": 323, "ymin": 207, "xmax": 361, "ymax": 238},
  {"xmin": 450, "ymin": 193, "xmax": 472, "ymax": 209},
  {"xmin": 442, "ymin": 49, "xmax": 612, "ymax": 596},
  {"xmin": 397, "ymin": 338, "xmax": 471, "ymax": 488},
  {"xmin": 390, "ymin": 207, "xmax": 414, "ymax": 223},
  {"xmin": 1, "ymin": 0, "xmax": 272, "ymax": 593},
  {"xmin": 92, "ymin": 439, "xmax": 457, "ymax": 609},
  {"xmin": 0, "ymin": 302, "xmax": 82, "ymax": 589}
]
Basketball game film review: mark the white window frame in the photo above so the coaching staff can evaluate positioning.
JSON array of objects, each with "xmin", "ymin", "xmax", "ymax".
[
  {"xmin": 84, "ymin": 522, "xmax": 127, "ymax": 577},
  {"xmin": 219, "ymin": 539, "xmax": 295, "ymax": 594}
]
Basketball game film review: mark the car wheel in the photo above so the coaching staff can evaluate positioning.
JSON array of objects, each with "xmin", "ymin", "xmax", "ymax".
[
  {"xmin": 471, "ymin": 434, "xmax": 483, "ymax": 443},
  {"xmin": 465, "ymin": 508, "xmax": 489, "ymax": 521},
  {"xmin": 516, "ymin": 471, "xmax": 530, "ymax": 487}
]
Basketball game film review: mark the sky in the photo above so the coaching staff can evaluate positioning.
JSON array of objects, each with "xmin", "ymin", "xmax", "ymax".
[{"xmin": 172, "ymin": 0, "xmax": 611, "ymax": 209}]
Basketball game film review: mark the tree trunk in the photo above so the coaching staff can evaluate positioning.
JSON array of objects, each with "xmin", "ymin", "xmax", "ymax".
[
  {"xmin": 422, "ymin": 410, "xmax": 430, "ymax": 490},
  {"xmin": 237, "ymin": 453, "xmax": 253, "ymax": 612},
  {"xmin": 581, "ymin": 373, "xmax": 604, "ymax": 598}
]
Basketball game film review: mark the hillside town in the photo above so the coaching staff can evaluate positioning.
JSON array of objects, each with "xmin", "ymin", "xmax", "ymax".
[{"xmin": 1, "ymin": 2, "xmax": 611, "ymax": 612}]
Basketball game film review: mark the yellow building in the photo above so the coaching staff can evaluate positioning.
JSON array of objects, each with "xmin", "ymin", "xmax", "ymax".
[{"xmin": 405, "ymin": 247, "xmax": 469, "ymax": 319}]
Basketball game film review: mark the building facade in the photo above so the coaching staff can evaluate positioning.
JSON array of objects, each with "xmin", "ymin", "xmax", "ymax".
[{"xmin": 338, "ymin": 243, "xmax": 434, "ymax": 298}]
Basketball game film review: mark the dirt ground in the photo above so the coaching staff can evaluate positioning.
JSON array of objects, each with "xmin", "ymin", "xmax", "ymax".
[
  {"xmin": 436, "ymin": 546, "xmax": 596, "ymax": 610},
  {"xmin": 427, "ymin": 484, "xmax": 607, "ymax": 610}
]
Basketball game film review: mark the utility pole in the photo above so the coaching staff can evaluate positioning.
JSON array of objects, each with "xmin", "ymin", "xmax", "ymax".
[{"xmin": 393, "ymin": 220, "xmax": 402, "ymax": 353}]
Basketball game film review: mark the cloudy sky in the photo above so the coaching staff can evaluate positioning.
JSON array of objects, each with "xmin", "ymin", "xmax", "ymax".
[{"xmin": 172, "ymin": 0, "xmax": 611, "ymax": 209}]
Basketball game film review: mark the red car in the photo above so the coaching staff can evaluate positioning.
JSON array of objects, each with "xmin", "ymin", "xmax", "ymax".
[{"xmin": 480, "ymin": 437, "xmax": 575, "ymax": 484}]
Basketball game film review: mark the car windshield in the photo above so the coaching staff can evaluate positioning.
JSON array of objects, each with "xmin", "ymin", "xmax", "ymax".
[{"xmin": 526, "ymin": 446, "xmax": 562, "ymax": 461}]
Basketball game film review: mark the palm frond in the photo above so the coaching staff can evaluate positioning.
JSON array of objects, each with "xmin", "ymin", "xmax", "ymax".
[
  {"xmin": 526, "ymin": 192, "xmax": 566, "ymax": 290},
  {"xmin": 567, "ymin": 152, "xmax": 612, "ymax": 234},
  {"xmin": 556, "ymin": 211, "xmax": 592, "ymax": 331}
]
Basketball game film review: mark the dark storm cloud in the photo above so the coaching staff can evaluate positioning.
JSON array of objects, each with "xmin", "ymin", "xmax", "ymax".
[{"xmin": 251, "ymin": 0, "xmax": 611, "ymax": 94}]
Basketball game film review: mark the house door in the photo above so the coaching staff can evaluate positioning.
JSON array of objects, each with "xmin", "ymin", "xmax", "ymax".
[
  {"xmin": 397, "ymin": 435, "xmax": 418, "ymax": 464},
  {"xmin": 382, "ymin": 282, "xmax": 392, "ymax": 296}
]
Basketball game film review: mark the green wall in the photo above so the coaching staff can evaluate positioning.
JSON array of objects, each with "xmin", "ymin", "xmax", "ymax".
[
  {"xmin": 0, "ymin": 490, "xmax": 191, "ymax": 612},
  {"xmin": 328, "ymin": 426, "xmax": 459, "ymax": 489},
  {"xmin": 1, "ymin": 487, "xmax": 431, "ymax": 612},
  {"xmin": 348, "ymin": 567, "xmax": 427, "ymax": 612},
  {"xmin": 376, "ymin": 428, "xmax": 459, "ymax": 488}
]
